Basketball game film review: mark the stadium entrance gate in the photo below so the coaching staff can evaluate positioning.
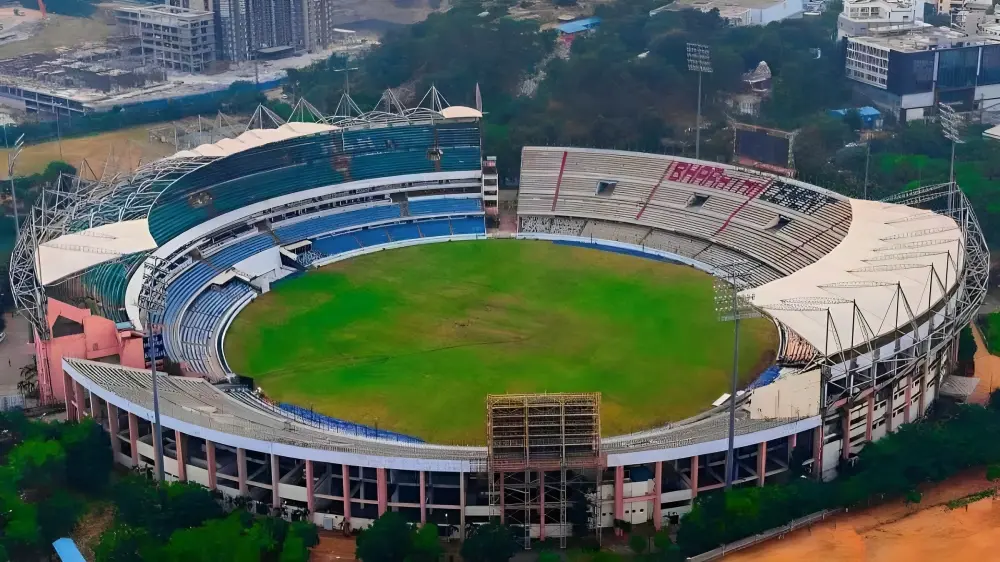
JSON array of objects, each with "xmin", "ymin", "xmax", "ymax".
[{"xmin": 486, "ymin": 393, "xmax": 603, "ymax": 549}]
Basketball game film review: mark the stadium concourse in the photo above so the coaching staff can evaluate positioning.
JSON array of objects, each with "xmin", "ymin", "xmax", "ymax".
[{"xmin": 7, "ymin": 91, "xmax": 988, "ymax": 544}]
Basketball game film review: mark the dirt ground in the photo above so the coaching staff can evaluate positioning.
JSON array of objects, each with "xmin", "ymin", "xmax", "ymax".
[
  {"xmin": 0, "ymin": 11, "xmax": 112, "ymax": 58},
  {"xmin": 0, "ymin": 125, "xmax": 176, "ymax": 179},
  {"xmin": 726, "ymin": 468, "xmax": 1000, "ymax": 562},
  {"xmin": 310, "ymin": 531, "xmax": 359, "ymax": 562},
  {"xmin": 970, "ymin": 323, "xmax": 1000, "ymax": 405}
]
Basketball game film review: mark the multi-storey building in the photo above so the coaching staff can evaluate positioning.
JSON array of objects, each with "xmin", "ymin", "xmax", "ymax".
[
  {"xmin": 837, "ymin": 0, "xmax": 925, "ymax": 39},
  {"xmin": 115, "ymin": 5, "xmax": 216, "ymax": 73},
  {"xmin": 845, "ymin": 26, "xmax": 1000, "ymax": 120}
]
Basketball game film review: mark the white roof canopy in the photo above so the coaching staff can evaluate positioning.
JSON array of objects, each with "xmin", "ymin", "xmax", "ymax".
[
  {"xmin": 748, "ymin": 199, "xmax": 962, "ymax": 355},
  {"xmin": 169, "ymin": 122, "xmax": 337, "ymax": 160},
  {"xmin": 36, "ymin": 219, "xmax": 158, "ymax": 285}
]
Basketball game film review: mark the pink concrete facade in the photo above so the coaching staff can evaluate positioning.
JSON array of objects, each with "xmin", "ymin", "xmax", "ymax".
[{"xmin": 39, "ymin": 298, "xmax": 145, "ymax": 401}]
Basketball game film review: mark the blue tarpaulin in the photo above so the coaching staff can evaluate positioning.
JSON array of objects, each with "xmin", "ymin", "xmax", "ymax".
[{"xmin": 53, "ymin": 538, "xmax": 86, "ymax": 562}]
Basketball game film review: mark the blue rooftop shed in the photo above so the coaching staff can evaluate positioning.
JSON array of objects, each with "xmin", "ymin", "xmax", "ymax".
[
  {"xmin": 829, "ymin": 106, "xmax": 883, "ymax": 130},
  {"xmin": 556, "ymin": 16, "xmax": 602, "ymax": 34}
]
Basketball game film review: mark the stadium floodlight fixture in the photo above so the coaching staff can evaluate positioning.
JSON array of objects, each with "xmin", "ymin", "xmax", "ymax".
[
  {"xmin": 686, "ymin": 43, "xmax": 712, "ymax": 161},
  {"xmin": 712, "ymin": 259, "xmax": 763, "ymax": 490}
]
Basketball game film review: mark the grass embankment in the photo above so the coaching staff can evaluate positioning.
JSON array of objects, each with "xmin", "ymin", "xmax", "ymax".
[{"xmin": 227, "ymin": 240, "xmax": 776, "ymax": 444}]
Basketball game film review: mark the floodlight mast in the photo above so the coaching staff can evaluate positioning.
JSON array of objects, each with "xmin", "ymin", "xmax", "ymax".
[
  {"xmin": 713, "ymin": 260, "xmax": 761, "ymax": 489},
  {"xmin": 7, "ymin": 133, "xmax": 24, "ymax": 232},
  {"xmin": 687, "ymin": 44, "xmax": 712, "ymax": 161},
  {"xmin": 139, "ymin": 259, "xmax": 167, "ymax": 482},
  {"xmin": 939, "ymin": 102, "xmax": 965, "ymax": 215}
]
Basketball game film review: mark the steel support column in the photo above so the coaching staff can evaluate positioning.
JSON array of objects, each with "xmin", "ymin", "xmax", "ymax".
[
  {"xmin": 237, "ymin": 448, "xmax": 248, "ymax": 496},
  {"xmin": 305, "ymin": 460, "xmax": 315, "ymax": 514},
  {"xmin": 107, "ymin": 403, "xmax": 121, "ymax": 460},
  {"xmin": 206, "ymin": 441, "xmax": 217, "ymax": 490},
  {"xmin": 127, "ymin": 412, "xmax": 139, "ymax": 468},
  {"xmin": 271, "ymin": 454, "xmax": 281, "ymax": 509},
  {"xmin": 419, "ymin": 470, "xmax": 427, "ymax": 525},
  {"xmin": 653, "ymin": 462, "xmax": 663, "ymax": 530},
  {"xmin": 376, "ymin": 468, "xmax": 387, "ymax": 516},
  {"xmin": 175, "ymin": 430, "xmax": 187, "ymax": 482},
  {"xmin": 342, "ymin": 464, "xmax": 351, "ymax": 523},
  {"xmin": 614, "ymin": 465, "xmax": 624, "ymax": 536}
]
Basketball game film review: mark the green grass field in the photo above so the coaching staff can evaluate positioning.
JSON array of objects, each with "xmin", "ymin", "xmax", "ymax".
[{"xmin": 226, "ymin": 240, "xmax": 777, "ymax": 444}]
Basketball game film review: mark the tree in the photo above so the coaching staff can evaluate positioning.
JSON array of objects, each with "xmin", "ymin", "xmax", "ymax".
[
  {"xmin": 16, "ymin": 359, "xmax": 37, "ymax": 399},
  {"xmin": 629, "ymin": 533, "xmax": 649, "ymax": 555},
  {"xmin": 279, "ymin": 535, "xmax": 309, "ymax": 562},
  {"xmin": 61, "ymin": 419, "xmax": 113, "ymax": 494},
  {"xmin": 36, "ymin": 491, "xmax": 84, "ymax": 545},
  {"xmin": 460, "ymin": 522, "xmax": 516, "ymax": 562},
  {"xmin": 408, "ymin": 522, "xmax": 443, "ymax": 562},
  {"xmin": 287, "ymin": 520, "xmax": 319, "ymax": 548},
  {"xmin": 537, "ymin": 551, "xmax": 561, "ymax": 562},
  {"xmin": 355, "ymin": 512, "xmax": 413, "ymax": 562},
  {"xmin": 989, "ymin": 389, "xmax": 1000, "ymax": 413},
  {"xmin": 95, "ymin": 524, "xmax": 159, "ymax": 562}
]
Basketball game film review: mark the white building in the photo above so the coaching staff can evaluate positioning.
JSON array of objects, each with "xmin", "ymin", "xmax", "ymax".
[
  {"xmin": 844, "ymin": 26, "xmax": 1000, "ymax": 120},
  {"xmin": 667, "ymin": 0, "xmax": 804, "ymax": 26},
  {"xmin": 837, "ymin": 0, "xmax": 925, "ymax": 39},
  {"xmin": 953, "ymin": 0, "xmax": 1000, "ymax": 35}
]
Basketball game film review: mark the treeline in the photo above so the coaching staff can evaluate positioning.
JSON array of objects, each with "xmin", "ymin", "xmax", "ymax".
[
  {"xmin": 285, "ymin": 0, "xmax": 849, "ymax": 179},
  {"xmin": 795, "ymin": 114, "xmax": 1000, "ymax": 247},
  {"xmin": 0, "ymin": 412, "xmax": 317, "ymax": 562},
  {"xmin": 675, "ymin": 395, "xmax": 1000, "ymax": 556},
  {"xmin": 978, "ymin": 312, "xmax": 1000, "ymax": 354}
]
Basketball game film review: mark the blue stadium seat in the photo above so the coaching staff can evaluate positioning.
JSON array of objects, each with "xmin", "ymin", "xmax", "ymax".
[
  {"xmin": 408, "ymin": 197, "xmax": 483, "ymax": 216},
  {"xmin": 176, "ymin": 281, "xmax": 255, "ymax": 373},
  {"xmin": 162, "ymin": 233, "xmax": 275, "ymax": 359},
  {"xmin": 449, "ymin": 217, "xmax": 486, "ymax": 235},
  {"xmin": 273, "ymin": 205, "xmax": 401, "ymax": 244},
  {"xmin": 354, "ymin": 228, "xmax": 389, "ymax": 247},
  {"xmin": 147, "ymin": 122, "xmax": 482, "ymax": 244},
  {"xmin": 312, "ymin": 233, "xmax": 362, "ymax": 256},
  {"xmin": 416, "ymin": 220, "xmax": 453, "ymax": 237},
  {"xmin": 386, "ymin": 223, "xmax": 421, "ymax": 242}
]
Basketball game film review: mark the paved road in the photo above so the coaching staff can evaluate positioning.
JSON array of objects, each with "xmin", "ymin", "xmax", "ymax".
[{"xmin": 0, "ymin": 312, "xmax": 35, "ymax": 395}]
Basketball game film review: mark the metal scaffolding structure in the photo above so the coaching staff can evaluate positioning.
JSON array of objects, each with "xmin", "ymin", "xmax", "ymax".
[{"xmin": 486, "ymin": 393, "xmax": 602, "ymax": 549}]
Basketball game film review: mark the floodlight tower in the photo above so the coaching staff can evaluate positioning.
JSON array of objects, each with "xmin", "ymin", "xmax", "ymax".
[
  {"xmin": 939, "ymin": 101, "xmax": 965, "ymax": 215},
  {"xmin": 7, "ymin": 133, "xmax": 24, "ymax": 232},
  {"xmin": 138, "ymin": 259, "xmax": 168, "ymax": 482},
  {"xmin": 713, "ymin": 260, "xmax": 762, "ymax": 489},
  {"xmin": 687, "ymin": 43, "xmax": 713, "ymax": 160}
]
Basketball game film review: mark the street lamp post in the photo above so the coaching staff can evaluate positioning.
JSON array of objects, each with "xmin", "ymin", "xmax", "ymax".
[
  {"xmin": 713, "ymin": 260, "xmax": 763, "ymax": 489},
  {"xmin": 7, "ymin": 133, "xmax": 24, "ymax": 233},
  {"xmin": 687, "ymin": 43, "xmax": 713, "ymax": 161}
]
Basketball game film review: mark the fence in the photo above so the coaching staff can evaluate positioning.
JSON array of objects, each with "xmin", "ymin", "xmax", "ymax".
[{"xmin": 686, "ymin": 509, "xmax": 841, "ymax": 562}]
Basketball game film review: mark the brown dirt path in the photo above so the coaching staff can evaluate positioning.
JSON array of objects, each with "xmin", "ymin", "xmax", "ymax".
[
  {"xmin": 725, "ymin": 469, "xmax": 999, "ymax": 562},
  {"xmin": 970, "ymin": 323, "xmax": 1000, "ymax": 405}
]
